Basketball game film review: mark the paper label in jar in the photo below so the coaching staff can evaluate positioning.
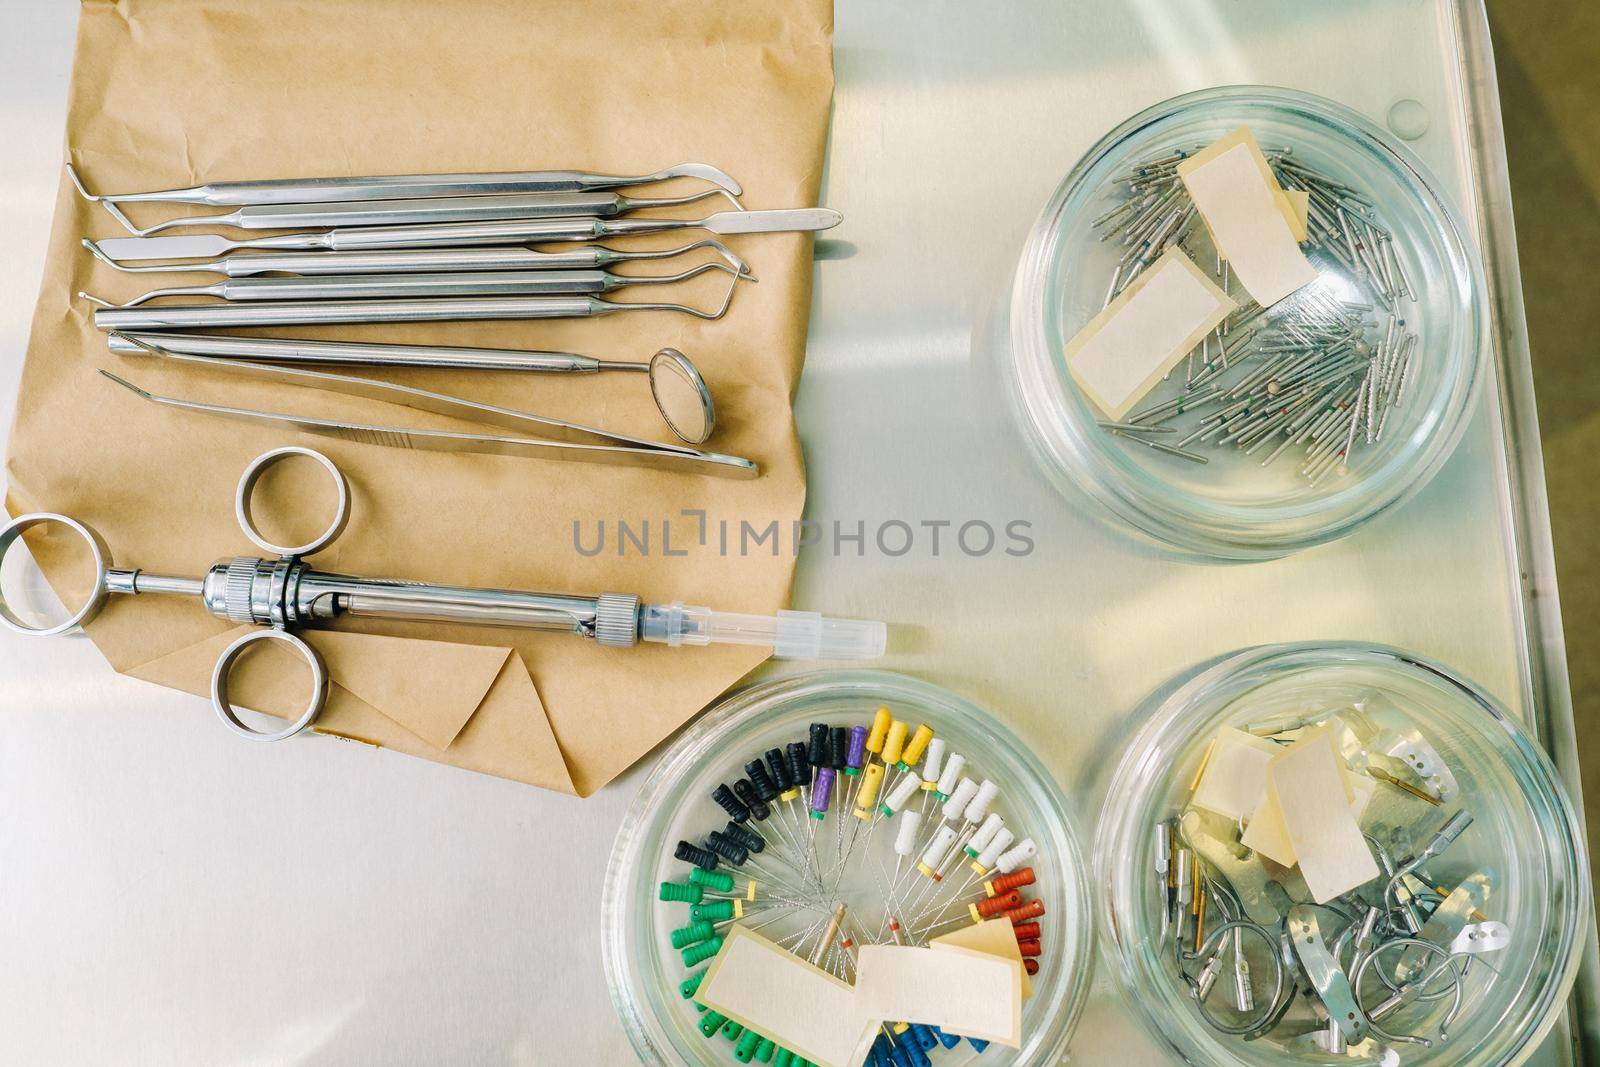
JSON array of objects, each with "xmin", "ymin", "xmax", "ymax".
[
  {"xmin": 931, "ymin": 917, "xmax": 1034, "ymax": 999},
  {"xmin": 856, "ymin": 943, "xmax": 1023, "ymax": 1047},
  {"xmin": 1063, "ymin": 245, "xmax": 1236, "ymax": 419},
  {"xmin": 1243, "ymin": 766, "xmax": 1375, "ymax": 866},
  {"xmin": 1278, "ymin": 187, "xmax": 1310, "ymax": 241},
  {"xmin": 697, "ymin": 925, "xmax": 878, "ymax": 1067},
  {"xmin": 1178, "ymin": 126, "xmax": 1318, "ymax": 307},
  {"xmin": 1192, "ymin": 726, "xmax": 1281, "ymax": 821},
  {"xmin": 1215, "ymin": 186, "xmax": 1308, "ymax": 255},
  {"xmin": 1258, "ymin": 727, "xmax": 1380, "ymax": 902}
]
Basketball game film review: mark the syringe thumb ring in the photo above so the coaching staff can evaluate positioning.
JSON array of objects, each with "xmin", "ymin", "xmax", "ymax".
[
  {"xmin": 0, "ymin": 447, "xmax": 889, "ymax": 748},
  {"xmin": 209, "ymin": 627, "xmax": 328, "ymax": 743},
  {"xmin": 0, "ymin": 512, "xmax": 114, "ymax": 637}
]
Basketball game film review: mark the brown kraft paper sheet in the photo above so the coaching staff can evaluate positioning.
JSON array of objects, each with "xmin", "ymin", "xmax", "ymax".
[{"xmin": 3, "ymin": 0, "xmax": 835, "ymax": 796}]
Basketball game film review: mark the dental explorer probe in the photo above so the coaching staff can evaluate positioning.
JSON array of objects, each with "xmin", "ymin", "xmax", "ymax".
[
  {"xmin": 87, "ymin": 208, "xmax": 843, "ymax": 262},
  {"xmin": 66, "ymin": 159, "xmax": 742, "ymax": 206}
]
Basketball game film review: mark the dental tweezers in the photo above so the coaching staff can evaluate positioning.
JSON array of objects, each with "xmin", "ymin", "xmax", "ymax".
[{"xmin": 102, "ymin": 338, "xmax": 758, "ymax": 479}]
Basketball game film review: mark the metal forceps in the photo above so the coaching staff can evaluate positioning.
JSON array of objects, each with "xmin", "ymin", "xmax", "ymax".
[
  {"xmin": 102, "ymin": 335, "xmax": 757, "ymax": 477},
  {"xmin": 0, "ymin": 448, "xmax": 885, "ymax": 742},
  {"xmin": 103, "ymin": 332, "xmax": 722, "ymax": 444}
]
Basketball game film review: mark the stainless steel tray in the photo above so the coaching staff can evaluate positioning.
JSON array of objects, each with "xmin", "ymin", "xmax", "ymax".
[
  {"xmin": 782, "ymin": 0, "xmax": 1593, "ymax": 1061},
  {"xmin": 0, "ymin": 0, "xmax": 1589, "ymax": 1062}
]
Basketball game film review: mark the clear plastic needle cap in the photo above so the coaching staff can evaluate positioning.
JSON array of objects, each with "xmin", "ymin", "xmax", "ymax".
[{"xmin": 638, "ymin": 602, "xmax": 886, "ymax": 660}]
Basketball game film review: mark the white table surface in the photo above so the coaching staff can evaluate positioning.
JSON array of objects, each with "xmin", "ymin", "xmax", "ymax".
[{"xmin": 0, "ymin": 1, "xmax": 1581, "ymax": 1064}]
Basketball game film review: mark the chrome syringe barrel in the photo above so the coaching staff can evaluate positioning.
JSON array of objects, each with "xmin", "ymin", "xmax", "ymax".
[
  {"xmin": 1, "ymin": 509, "xmax": 881, "ymax": 662},
  {"xmin": 0, "ymin": 452, "xmax": 885, "ymax": 746},
  {"xmin": 187, "ymin": 562, "xmax": 888, "ymax": 656},
  {"xmin": 196, "ymin": 557, "xmax": 641, "ymax": 646}
]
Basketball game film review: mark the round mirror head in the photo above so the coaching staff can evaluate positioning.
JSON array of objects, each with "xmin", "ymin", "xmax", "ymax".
[{"xmin": 649, "ymin": 348, "xmax": 716, "ymax": 445}]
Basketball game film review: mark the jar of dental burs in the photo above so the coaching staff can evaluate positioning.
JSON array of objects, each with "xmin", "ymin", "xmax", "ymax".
[
  {"xmin": 1098, "ymin": 643, "xmax": 1590, "ymax": 1066},
  {"xmin": 601, "ymin": 670, "xmax": 1095, "ymax": 1065},
  {"xmin": 1000, "ymin": 86, "xmax": 1487, "ymax": 560}
]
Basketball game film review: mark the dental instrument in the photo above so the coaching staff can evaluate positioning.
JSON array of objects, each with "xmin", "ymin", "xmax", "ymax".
[
  {"xmin": 86, "ymin": 208, "xmax": 842, "ymax": 262},
  {"xmin": 101, "ymin": 336, "xmax": 745, "ymax": 475},
  {"xmin": 105, "ymin": 332, "xmax": 719, "ymax": 444},
  {"xmin": 0, "ymin": 449, "xmax": 886, "ymax": 742}
]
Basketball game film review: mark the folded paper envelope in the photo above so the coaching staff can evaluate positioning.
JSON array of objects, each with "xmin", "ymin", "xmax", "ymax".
[
  {"xmin": 128, "ymin": 628, "xmax": 578, "ymax": 793},
  {"xmin": 2, "ymin": 0, "xmax": 836, "ymax": 796}
]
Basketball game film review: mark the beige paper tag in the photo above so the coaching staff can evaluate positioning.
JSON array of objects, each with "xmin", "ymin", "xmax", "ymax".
[
  {"xmin": 1242, "ymin": 770, "xmax": 1374, "ymax": 867},
  {"xmin": 1242, "ymin": 724, "xmax": 1368, "ymax": 866},
  {"xmin": 930, "ymin": 917, "xmax": 1033, "ymax": 1000},
  {"xmin": 1278, "ymin": 188, "xmax": 1311, "ymax": 242},
  {"xmin": 1064, "ymin": 246, "xmax": 1236, "ymax": 419},
  {"xmin": 1241, "ymin": 789, "xmax": 1296, "ymax": 867},
  {"xmin": 1260, "ymin": 728, "xmax": 1380, "ymax": 902},
  {"xmin": 1179, "ymin": 127, "xmax": 1317, "ymax": 307},
  {"xmin": 855, "ymin": 943, "xmax": 1023, "ymax": 1048},
  {"xmin": 1191, "ymin": 727, "xmax": 1281, "ymax": 821},
  {"xmin": 1216, "ymin": 187, "xmax": 1307, "ymax": 258},
  {"xmin": 697, "ymin": 926, "xmax": 878, "ymax": 1067}
]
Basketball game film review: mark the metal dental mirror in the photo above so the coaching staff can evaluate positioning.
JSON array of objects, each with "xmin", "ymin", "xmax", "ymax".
[
  {"xmin": 106, "ymin": 332, "xmax": 718, "ymax": 445},
  {"xmin": 645, "ymin": 347, "xmax": 715, "ymax": 444}
]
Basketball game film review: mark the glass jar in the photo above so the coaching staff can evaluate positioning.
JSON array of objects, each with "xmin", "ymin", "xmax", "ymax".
[
  {"xmin": 1098, "ymin": 642, "xmax": 1590, "ymax": 1065},
  {"xmin": 1001, "ymin": 86, "xmax": 1488, "ymax": 560},
  {"xmin": 602, "ymin": 669, "xmax": 1094, "ymax": 1065}
]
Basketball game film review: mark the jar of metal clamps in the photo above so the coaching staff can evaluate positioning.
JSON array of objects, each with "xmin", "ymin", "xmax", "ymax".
[
  {"xmin": 999, "ymin": 85, "xmax": 1488, "ymax": 560},
  {"xmin": 602, "ymin": 669, "xmax": 1094, "ymax": 1065},
  {"xmin": 1098, "ymin": 642, "xmax": 1590, "ymax": 1066}
]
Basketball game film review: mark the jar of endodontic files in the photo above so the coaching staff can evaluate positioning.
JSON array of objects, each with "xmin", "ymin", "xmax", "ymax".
[
  {"xmin": 1000, "ymin": 86, "xmax": 1488, "ymax": 560},
  {"xmin": 1098, "ymin": 643, "xmax": 1590, "ymax": 1066},
  {"xmin": 602, "ymin": 670, "xmax": 1094, "ymax": 1066}
]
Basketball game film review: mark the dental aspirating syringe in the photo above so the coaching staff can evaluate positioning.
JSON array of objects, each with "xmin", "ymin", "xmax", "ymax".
[{"xmin": 0, "ymin": 447, "xmax": 887, "ymax": 743}]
